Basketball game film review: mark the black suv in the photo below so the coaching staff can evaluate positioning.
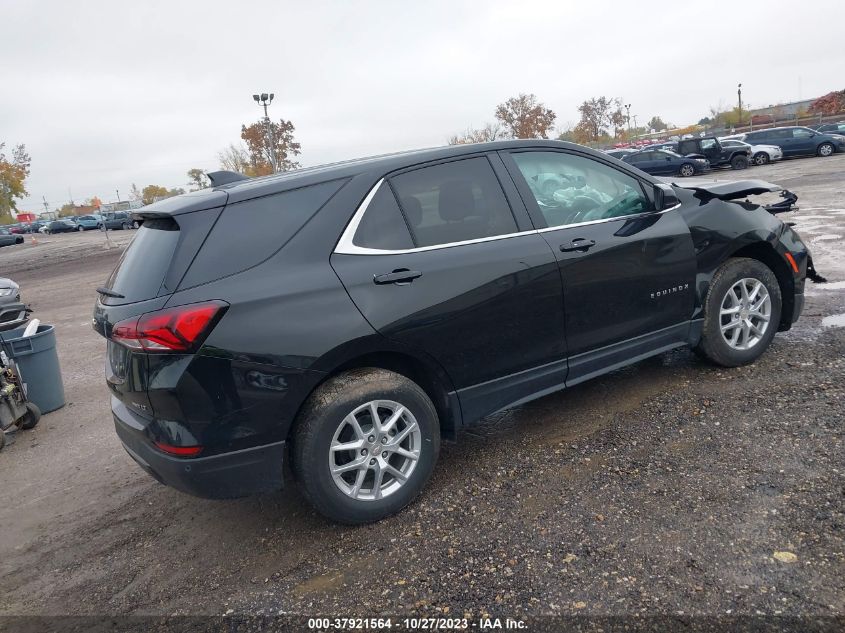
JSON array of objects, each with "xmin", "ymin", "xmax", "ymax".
[
  {"xmin": 675, "ymin": 136, "xmax": 750, "ymax": 170},
  {"xmin": 94, "ymin": 140, "xmax": 810, "ymax": 523}
]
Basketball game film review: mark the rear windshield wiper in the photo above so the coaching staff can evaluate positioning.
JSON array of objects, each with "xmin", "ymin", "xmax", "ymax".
[{"xmin": 96, "ymin": 287, "xmax": 125, "ymax": 299}]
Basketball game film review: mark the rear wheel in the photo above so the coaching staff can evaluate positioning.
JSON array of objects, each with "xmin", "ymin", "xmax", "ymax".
[
  {"xmin": 19, "ymin": 402, "xmax": 41, "ymax": 430},
  {"xmin": 679, "ymin": 163, "xmax": 695, "ymax": 177},
  {"xmin": 753, "ymin": 152, "xmax": 769, "ymax": 166},
  {"xmin": 730, "ymin": 154, "xmax": 749, "ymax": 169},
  {"xmin": 817, "ymin": 142, "xmax": 834, "ymax": 157},
  {"xmin": 292, "ymin": 368, "xmax": 440, "ymax": 524},
  {"xmin": 695, "ymin": 257, "xmax": 781, "ymax": 367},
  {"xmin": 77, "ymin": 225, "xmax": 85, "ymax": 231}
]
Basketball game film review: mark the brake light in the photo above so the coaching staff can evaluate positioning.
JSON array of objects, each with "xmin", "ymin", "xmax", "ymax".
[
  {"xmin": 154, "ymin": 441, "xmax": 203, "ymax": 457},
  {"xmin": 111, "ymin": 301, "xmax": 228, "ymax": 352}
]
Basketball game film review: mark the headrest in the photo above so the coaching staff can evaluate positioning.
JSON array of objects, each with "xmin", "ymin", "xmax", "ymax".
[
  {"xmin": 401, "ymin": 196, "xmax": 422, "ymax": 227},
  {"xmin": 438, "ymin": 180, "xmax": 475, "ymax": 222}
]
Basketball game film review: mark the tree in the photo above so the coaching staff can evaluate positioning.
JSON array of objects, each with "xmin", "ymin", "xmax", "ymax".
[
  {"xmin": 141, "ymin": 185, "xmax": 184, "ymax": 206},
  {"xmin": 87, "ymin": 196, "xmax": 102, "ymax": 209},
  {"xmin": 187, "ymin": 168, "xmax": 209, "ymax": 190},
  {"xmin": 448, "ymin": 122, "xmax": 502, "ymax": 145},
  {"xmin": 58, "ymin": 203, "xmax": 77, "ymax": 217},
  {"xmin": 218, "ymin": 143, "xmax": 254, "ymax": 175},
  {"xmin": 495, "ymin": 94, "xmax": 556, "ymax": 139},
  {"xmin": 809, "ymin": 90, "xmax": 845, "ymax": 115},
  {"xmin": 129, "ymin": 183, "xmax": 143, "ymax": 202},
  {"xmin": 0, "ymin": 142, "xmax": 31, "ymax": 224},
  {"xmin": 240, "ymin": 118, "xmax": 302, "ymax": 175},
  {"xmin": 576, "ymin": 97, "xmax": 626, "ymax": 142},
  {"xmin": 647, "ymin": 116, "xmax": 668, "ymax": 131}
]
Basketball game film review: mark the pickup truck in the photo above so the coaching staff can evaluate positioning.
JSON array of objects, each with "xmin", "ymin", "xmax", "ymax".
[{"xmin": 674, "ymin": 136, "xmax": 751, "ymax": 170}]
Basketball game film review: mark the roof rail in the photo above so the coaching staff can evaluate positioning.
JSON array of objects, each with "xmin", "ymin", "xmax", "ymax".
[{"xmin": 207, "ymin": 170, "xmax": 249, "ymax": 186}]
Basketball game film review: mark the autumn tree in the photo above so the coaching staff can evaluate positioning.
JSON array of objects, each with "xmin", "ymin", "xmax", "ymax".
[
  {"xmin": 576, "ymin": 97, "xmax": 626, "ymax": 142},
  {"xmin": 647, "ymin": 116, "xmax": 668, "ymax": 131},
  {"xmin": 0, "ymin": 142, "xmax": 32, "ymax": 224},
  {"xmin": 141, "ymin": 185, "xmax": 185, "ymax": 206},
  {"xmin": 448, "ymin": 122, "xmax": 503, "ymax": 145},
  {"xmin": 88, "ymin": 196, "xmax": 102, "ymax": 209},
  {"xmin": 495, "ymin": 94, "xmax": 556, "ymax": 139},
  {"xmin": 240, "ymin": 118, "xmax": 302, "ymax": 175},
  {"xmin": 129, "ymin": 183, "xmax": 143, "ymax": 202},
  {"xmin": 809, "ymin": 90, "xmax": 845, "ymax": 115},
  {"xmin": 187, "ymin": 168, "xmax": 209, "ymax": 190},
  {"xmin": 218, "ymin": 143, "xmax": 254, "ymax": 175}
]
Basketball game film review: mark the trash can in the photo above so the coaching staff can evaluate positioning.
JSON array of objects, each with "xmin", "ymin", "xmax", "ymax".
[{"xmin": 0, "ymin": 324, "xmax": 65, "ymax": 413}]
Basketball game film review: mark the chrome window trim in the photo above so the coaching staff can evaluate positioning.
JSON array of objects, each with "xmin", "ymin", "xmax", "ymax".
[{"xmin": 334, "ymin": 178, "xmax": 681, "ymax": 256}]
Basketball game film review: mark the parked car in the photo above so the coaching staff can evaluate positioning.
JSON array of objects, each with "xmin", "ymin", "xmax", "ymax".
[
  {"xmin": 93, "ymin": 140, "xmax": 811, "ymax": 524},
  {"xmin": 0, "ymin": 278, "xmax": 21, "ymax": 305},
  {"xmin": 0, "ymin": 228, "xmax": 24, "ymax": 247},
  {"xmin": 44, "ymin": 219, "xmax": 77, "ymax": 234},
  {"xmin": 75, "ymin": 214, "xmax": 102, "ymax": 231},
  {"xmin": 605, "ymin": 148, "xmax": 639, "ymax": 159},
  {"xmin": 622, "ymin": 149, "xmax": 709, "ymax": 176},
  {"xmin": 99, "ymin": 212, "xmax": 135, "ymax": 230},
  {"xmin": 719, "ymin": 139, "xmax": 783, "ymax": 165},
  {"xmin": 813, "ymin": 121, "xmax": 845, "ymax": 136},
  {"xmin": 738, "ymin": 126, "xmax": 845, "ymax": 157}
]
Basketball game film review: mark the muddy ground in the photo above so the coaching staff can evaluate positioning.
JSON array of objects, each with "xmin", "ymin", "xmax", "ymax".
[{"xmin": 0, "ymin": 158, "xmax": 842, "ymax": 625}]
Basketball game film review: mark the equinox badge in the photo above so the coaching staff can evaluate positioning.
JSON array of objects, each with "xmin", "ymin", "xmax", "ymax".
[{"xmin": 651, "ymin": 283, "xmax": 689, "ymax": 299}]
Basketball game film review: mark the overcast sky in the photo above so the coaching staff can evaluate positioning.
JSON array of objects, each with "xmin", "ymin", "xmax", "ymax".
[{"xmin": 4, "ymin": 0, "xmax": 844, "ymax": 212}]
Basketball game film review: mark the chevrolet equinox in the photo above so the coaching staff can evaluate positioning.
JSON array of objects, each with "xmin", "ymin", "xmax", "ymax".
[{"xmin": 93, "ymin": 140, "xmax": 810, "ymax": 523}]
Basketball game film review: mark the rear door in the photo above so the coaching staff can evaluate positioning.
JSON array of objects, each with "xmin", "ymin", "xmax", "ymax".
[
  {"xmin": 790, "ymin": 127, "xmax": 816, "ymax": 155},
  {"xmin": 331, "ymin": 154, "xmax": 567, "ymax": 421},
  {"xmin": 502, "ymin": 149, "xmax": 696, "ymax": 385}
]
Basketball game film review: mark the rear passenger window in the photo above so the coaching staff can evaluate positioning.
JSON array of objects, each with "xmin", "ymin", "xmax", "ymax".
[
  {"xmin": 352, "ymin": 185, "xmax": 413, "ymax": 250},
  {"xmin": 389, "ymin": 157, "xmax": 518, "ymax": 248}
]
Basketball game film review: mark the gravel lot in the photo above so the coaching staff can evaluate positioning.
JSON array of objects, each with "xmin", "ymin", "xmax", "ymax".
[{"xmin": 0, "ymin": 158, "xmax": 843, "ymax": 627}]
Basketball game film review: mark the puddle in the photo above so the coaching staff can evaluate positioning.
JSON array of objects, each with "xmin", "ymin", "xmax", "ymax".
[
  {"xmin": 813, "ymin": 234, "xmax": 841, "ymax": 242},
  {"xmin": 821, "ymin": 314, "xmax": 845, "ymax": 328},
  {"xmin": 811, "ymin": 281, "xmax": 845, "ymax": 290}
]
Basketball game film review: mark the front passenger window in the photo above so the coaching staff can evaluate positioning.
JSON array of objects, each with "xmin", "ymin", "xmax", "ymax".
[{"xmin": 511, "ymin": 151, "xmax": 651, "ymax": 228}]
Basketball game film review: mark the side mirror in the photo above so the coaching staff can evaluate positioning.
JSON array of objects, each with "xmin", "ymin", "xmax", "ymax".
[{"xmin": 654, "ymin": 183, "xmax": 680, "ymax": 211}]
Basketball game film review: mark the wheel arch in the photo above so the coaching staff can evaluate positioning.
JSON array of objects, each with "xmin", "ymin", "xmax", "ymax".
[
  {"xmin": 293, "ymin": 346, "xmax": 462, "ymax": 442},
  {"xmin": 728, "ymin": 242, "xmax": 794, "ymax": 331}
]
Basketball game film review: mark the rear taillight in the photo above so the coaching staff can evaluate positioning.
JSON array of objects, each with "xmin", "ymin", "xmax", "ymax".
[
  {"xmin": 111, "ymin": 301, "xmax": 228, "ymax": 352},
  {"xmin": 154, "ymin": 441, "xmax": 203, "ymax": 457}
]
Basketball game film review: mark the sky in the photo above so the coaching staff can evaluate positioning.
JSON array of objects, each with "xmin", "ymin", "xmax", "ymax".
[{"xmin": 3, "ymin": 0, "xmax": 844, "ymax": 213}]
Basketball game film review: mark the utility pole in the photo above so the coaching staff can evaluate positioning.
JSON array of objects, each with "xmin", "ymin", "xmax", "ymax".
[
  {"xmin": 42, "ymin": 195, "xmax": 50, "ymax": 216},
  {"xmin": 253, "ymin": 93, "xmax": 277, "ymax": 173},
  {"xmin": 632, "ymin": 115, "xmax": 639, "ymax": 139},
  {"xmin": 625, "ymin": 103, "xmax": 631, "ymax": 135},
  {"xmin": 737, "ymin": 83, "xmax": 743, "ymax": 129},
  {"xmin": 115, "ymin": 189, "xmax": 121, "ymax": 202}
]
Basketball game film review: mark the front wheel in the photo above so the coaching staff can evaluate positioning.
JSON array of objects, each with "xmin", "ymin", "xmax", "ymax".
[
  {"xmin": 19, "ymin": 402, "xmax": 41, "ymax": 430},
  {"xmin": 292, "ymin": 368, "xmax": 440, "ymax": 524},
  {"xmin": 730, "ymin": 154, "xmax": 749, "ymax": 169},
  {"xmin": 695, "ymin": 257, "xmax": 782, "ymax": 367},
  {"xmin": 679, "ymin": 163, "xmax": 696, "ymax": 177},
  {"xmin": 817, "ymin": 142, "xmax": 834, "ymax": 157},
  {"xmin": 753, "ymin": 152, "xmax": 769, "ymax": 166},
  {"xmin": 77, "ymin": 225, "xmax": 85, "ymax": 231}
]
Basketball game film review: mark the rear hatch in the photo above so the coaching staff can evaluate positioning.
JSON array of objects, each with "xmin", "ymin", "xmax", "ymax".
[{"xmin": 93, "ymin": 189, "xmax": 226, "ymax": 416}]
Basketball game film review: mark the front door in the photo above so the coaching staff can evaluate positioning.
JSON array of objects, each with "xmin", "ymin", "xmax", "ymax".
[
  {"xmin": 331, "ymin": 155, "xmax": 566, "ymax": 422},
  {"xmin": 502, "ymin": 149, "xmax": 697, "ymax": 384}
]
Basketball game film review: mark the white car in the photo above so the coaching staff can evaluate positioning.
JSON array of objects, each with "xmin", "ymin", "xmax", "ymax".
[{"xmin": 719, "ymin": 138, "xmax": 783, "ymax": 166}]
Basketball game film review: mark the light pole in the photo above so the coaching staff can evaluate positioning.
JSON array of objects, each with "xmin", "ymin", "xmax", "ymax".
[
  {"xmin": 737, "ymin": 83, "xmax": 743, "ymax": 129},
  {"xmin": 253, "ymin": 92, "xmax": 277, "ymax": 173},
  {"xmin": 625, "ymin": 103, "xmax": 631, "ymax": 136}
]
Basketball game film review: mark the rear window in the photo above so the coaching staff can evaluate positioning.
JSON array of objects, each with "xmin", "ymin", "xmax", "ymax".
[
  {"xmin": 179, "ymin": 179, "xmax": 346, "ymax": 289},
  {"xmin": 102, "ymin": 218, "xmax": 180, "ymax": 304}
]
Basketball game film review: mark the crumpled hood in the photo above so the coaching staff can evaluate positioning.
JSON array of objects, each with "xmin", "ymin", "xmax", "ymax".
[
  {"xmin": 661, "ymin": 178, "xmax": 782, "ymax": 200},
  {"xmin": 0, "ymin": 277, "xmax": 17, "ymax": 290}
]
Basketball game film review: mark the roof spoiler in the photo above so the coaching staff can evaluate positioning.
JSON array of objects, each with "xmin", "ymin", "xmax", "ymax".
[{"xmin": 207, "ymin": 170, "xmax": 249, "ymax": 186}]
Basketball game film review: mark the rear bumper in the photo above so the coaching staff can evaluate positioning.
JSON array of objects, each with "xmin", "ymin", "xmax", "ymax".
[{"xmin": 112, "ymin": 396, "xmax": 285, "ymax": 499}]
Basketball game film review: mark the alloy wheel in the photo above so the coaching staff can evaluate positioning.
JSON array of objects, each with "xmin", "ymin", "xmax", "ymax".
[
  {"xmin": 329, "ymin": 400, "xmax": 421, "ymax": 501},
  {"xmin": 754, "ymin": 153, "xmax": 768, "ymax": 165},
  {"xmin": 719, "ymin": 278, "xmax": 771, "ymax": 351},
  {"xmin": 818, "ymin": 143, "xmax": 833, "ymax": 157},
  {"xmin": 680, "ymin": 164, "xmax": 694, "ymax": 177}
]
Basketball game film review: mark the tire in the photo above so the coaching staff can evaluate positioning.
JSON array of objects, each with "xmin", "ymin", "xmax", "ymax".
[
  {"xmin": 679, "ymin": 163, "xmax": 695, "ymax": 177},
  {"xmin": 0, "ymin": 429, "xmax": 5, "ymax": 451},
  {"xmin": 730, "ymin": 154, "xmax": 749, "ymax": 170},
  {"xmin": 694, "ymin": 257, "xmax": 782, "ymax": 367},
  {"xmin": 132, "ymin": 220, "xmax": 140, "ymax": 229},
  {"xmin": 817, "ymin": 142, "xmax": 834, "ymax": 157},
  {"xmin": 19, "ymin": 402, "xmax": 41, "ymax": 430},
  {"xmin": 122, "ymin": 223, "xmax": 130, "ymax": 230},
  {"xmin": 15, "ymin": 237, "xmax": 23, "ymax": 244},
  {"xmin": 77, "ymin": 225, "xmax": 84, "ymax": 231},
  {"xmin": 292, "ymin": 368, "xmax": 440, "ymax": 524},
  {"xmin": 753, "ymin": 152, "xmax": 769, "ymax": 166}
]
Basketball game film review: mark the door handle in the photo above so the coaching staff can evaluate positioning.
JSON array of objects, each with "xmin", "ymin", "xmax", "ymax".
[
  {"xmin": 559, "ymin": 239, "xmax": 596, "ymax": 253},
  {"xmin": 373, "ymin": 269, "xmax": 422, "ymax": 285}
]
